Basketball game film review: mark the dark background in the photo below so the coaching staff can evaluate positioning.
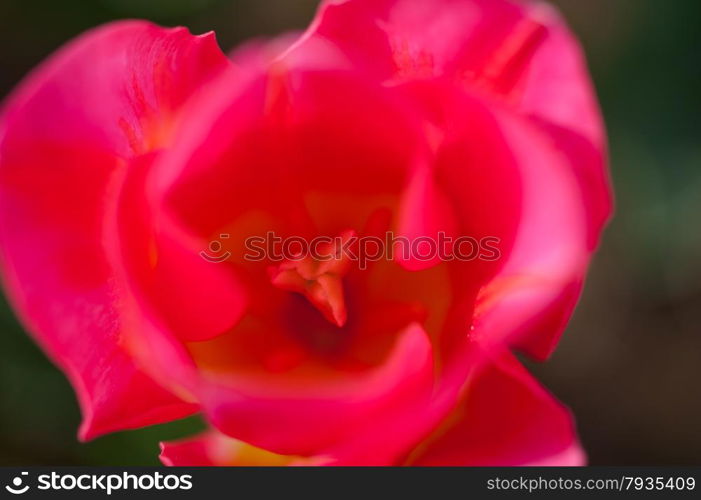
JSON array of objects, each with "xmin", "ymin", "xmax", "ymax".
[{"xmin": 0, "ymin": 0, "xmax": 699, "ymax": 465}]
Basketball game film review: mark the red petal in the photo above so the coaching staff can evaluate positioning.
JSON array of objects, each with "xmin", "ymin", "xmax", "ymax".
[
  {"xmin": 308, "ymin": 0, "xmax": 603, "ymax": 139},
  {"xmin": 469, "ymin": 102, "xmax": 590, "ymax": 359},
  {"xmin": 306, "ymin": 0, "xmax": 612, "ymax": 247},
  {"xmin": 160, "ymin": 434, "xmax": 217, "ymax": 466},
  {"xmin": 302, "ymin": 1, "xmax": 611, "ymax": 356},
  {"xmin": 410, "ymin": 350, "xmax": 584, "ymax": 465},
  {"xmin": 106, "ymin": 153, "xmax": 248, "ymax": 344},
  {"xmin": 160, "ymin": 430, "xmax": 316, "ymax": 466},
  {"xmin": 157, "ymin": 64, "xmax": 422, "ymax": 243},
  {"xmin": 392, "ymin": 80, "xmax": 588, "ymax": 359},
  {"xmin": 0, "ymin": 21, "xmax": 229, "ymax": 438},
  {"xmin": 201, "ymin": 323, "xmax": 434, "ymax": 456}
]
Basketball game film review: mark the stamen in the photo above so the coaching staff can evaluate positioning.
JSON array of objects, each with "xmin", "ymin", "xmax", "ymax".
[{"xmin": 269, "ymin": 231, "xmax": 356, "ymax": 327}]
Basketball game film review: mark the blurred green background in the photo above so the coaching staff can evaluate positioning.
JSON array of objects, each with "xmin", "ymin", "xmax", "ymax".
[{"xmin": 0, "ymin": 0, "xmax": 699, "ymax": 465}]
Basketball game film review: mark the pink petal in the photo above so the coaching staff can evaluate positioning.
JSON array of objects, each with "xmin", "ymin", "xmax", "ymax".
[
  {"xmin": 409, "ymin": 350, "xmax": 584, "ymax": 466},
  {"xmin": 300, "ymin": 0, "xmax": 612, "ymax": 356},
  {"xmin": 105, "ymin": 153, "xmax": 248, "ymax": 344},
  {"xmin": 469, "ymin": 102, "xmax": 590, "ymax": 359},
  {"xmin": 533, "ymin": 119, "xmax": 612, "ymax": 251},
  {"xmin": 160, "ymin": 434, "xmax": 217, "ymax": 466},
  {"xmin": 399, "ymin": 80, "xmax": 523, "ymax": 284},
  {"xmin": 305, "ymin": 0, "xmax": 612, "ymax": 248},
  {"xmin": 0, "ymin": 21, "xmax": 230, "ymax": 438},
  {"xmin": 155, "ymin": 64, "xmax": 423, "ymax": 244},
  {"xmin": 200, "ymin": 323, "xmax": 434, "ymax": 457},
  {"xmin": 391, "ymin": 80, "xmax": 588, "ymax": 359},
  {"xmin": 308, "ymin": 0, "xmax": 602, "ymax": 140},
  {"xmin": 394, "ymin": 156, "xmax": 460, "ymax": 272},
  {"xmin": 160, "ymin": 430, "xmax": 317, "ymax": 466}
]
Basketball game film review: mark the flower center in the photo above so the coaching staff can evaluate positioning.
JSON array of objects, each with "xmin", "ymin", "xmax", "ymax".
[{"xmin": 268, "ymin": 231, "xmax": 356, "ymax": 327}]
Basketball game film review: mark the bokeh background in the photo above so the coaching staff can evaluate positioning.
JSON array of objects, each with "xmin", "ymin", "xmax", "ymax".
[{"xmin": 0, "ymin": 0, "xmax": 699, "ymax": 465}]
